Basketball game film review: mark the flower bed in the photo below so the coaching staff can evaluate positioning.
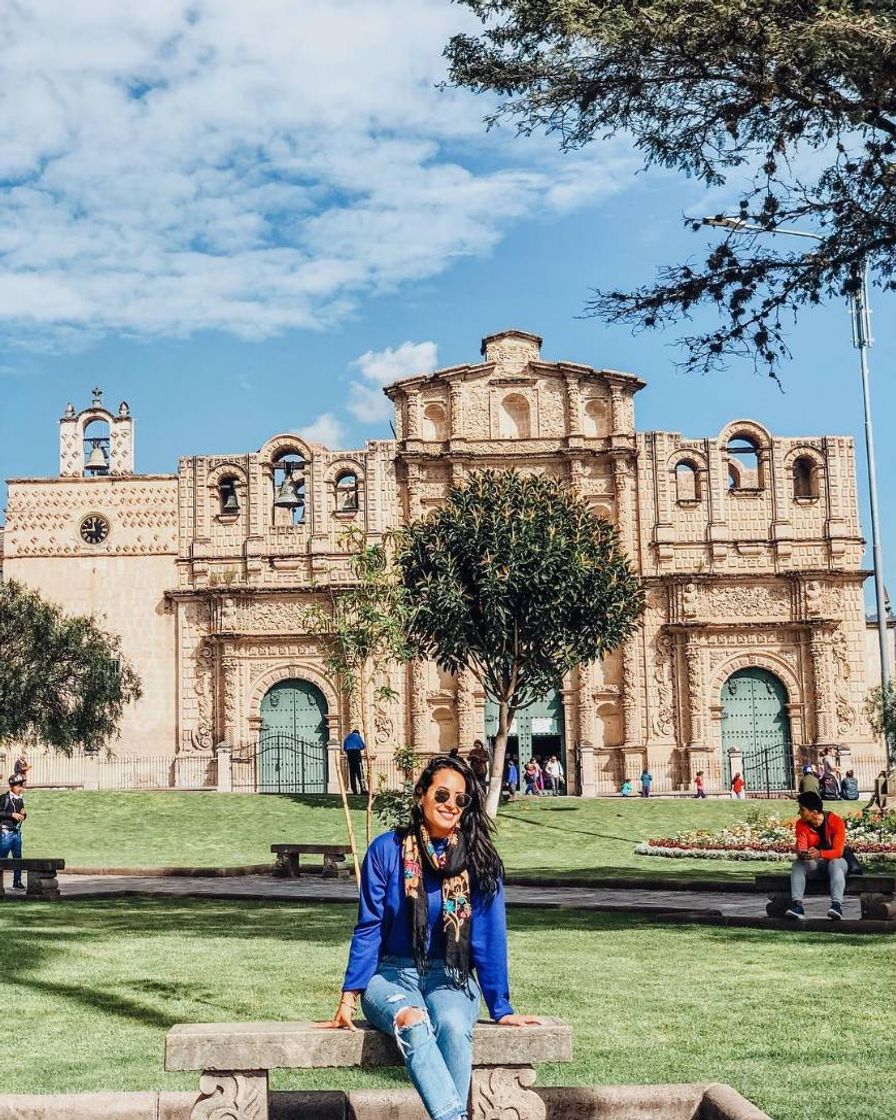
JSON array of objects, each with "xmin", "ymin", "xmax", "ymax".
[{"xmin": 639, "ymin": 809, "xmax": 896, "ymax": 861}]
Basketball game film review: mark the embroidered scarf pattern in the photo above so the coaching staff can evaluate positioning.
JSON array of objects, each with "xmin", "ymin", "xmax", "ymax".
[{"xmin": 402, "ymin": 822, "xmax": 472, "ymax": 986}]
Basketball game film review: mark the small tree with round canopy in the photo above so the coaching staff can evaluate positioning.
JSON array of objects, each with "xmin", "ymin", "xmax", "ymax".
[{"xmin": 396, "ymin": 470, "xmax": 644, "ymax": 817}]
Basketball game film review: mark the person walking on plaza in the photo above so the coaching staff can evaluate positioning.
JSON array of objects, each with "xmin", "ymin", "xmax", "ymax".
[
  {"xmin": 786, "ymin": 791, "xmax": 850, "ymax": 921},
  {"xmin": 730, "ymin": 772, "xmax": 746, "ymax": 799},
  {"xmin": 0, "ymin": 775, "xmax": 27, "ymax": 890},
  {"xmin": 694, "ymin": 771, "xmax": 706, "ymax": 799},
  {"xmin": 467, "ymin": 741, "xmax": 489, "ymax": 789},
  {"xmin": 323, "ymin": 755, "xmax": 540, "ymax": 1120},
  {"xmin": 505, "ymin": 757, "xmax": 519, "ymax": 800},
  {"xmin": 342, "ymin": 728, "xmax": 368, "ymax": 795},
  {"xmin": 544, "ymin": 755, "xmax": 564, "ymax": 796},
  {"xmin": 523, "ymin": 759, "xmax": 540, "ymax": 796},
  {"xmin": 639, "ymin": 767, "xmax": 652, "ymax": 798}
]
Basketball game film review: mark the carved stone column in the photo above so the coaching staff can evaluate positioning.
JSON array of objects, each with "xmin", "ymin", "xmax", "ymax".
[
  {"xmin": 449, "ymin": 382, "xmax": 464, "ymax": 440},
  {"xmin": 410, "ymin": 660, "xmax": 429, "ymax": 750},
  {"xmin": 221, "ymin": 655, "xmax": 240, "ymax": 746},
  {"xmin": 190, "ymin": 1071, "xmax": 269, "ymax": 1120},
  {"xmin": 612, "ymin": 455, "xmax": 636, "ymax": 558},
  {"xmin": 809, "ymin": 630, "xmax": 836, "ymax": 744},
  {"xmin": 406, "ymin": 393, "xmax": 421, "ymax": 440},
  {"xmin": 621, "ymin": 639, "xmax": 640, "ymax": 750},
  {"xmin": 576, "ymin": 662, "xmax": 594, "ymax": 746},
  {"xmin": 564, "ymin": 374, "xmax": 582, "ymax": 436},
  {"xmin": 470, "ymin": 1066, "xmax": 546, "ymax": 1120},
  {"xmin": 406, "ymin": 462, "xmax": 423, "ymax": 520},
  {"xmin": 456, "ymin": 668, "xmax": 478, "ymax": 746},
  {"xmin": 685, "ymin": 636, "xmax": 704, "ymax": 749}
]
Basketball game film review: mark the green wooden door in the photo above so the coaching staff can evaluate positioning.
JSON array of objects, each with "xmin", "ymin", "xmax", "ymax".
[
  {"xmin": 720, "ymin": 668, "xmax": 793, "ymax": 793},
  {"xmin": 484, "ymin": 689, "xmax": 565, "ymax": 760},
  {"xmin": 259, "ymin": 679, "xmax": 328, "ymax": 793}
]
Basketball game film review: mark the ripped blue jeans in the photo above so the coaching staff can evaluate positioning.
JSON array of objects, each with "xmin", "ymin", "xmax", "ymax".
[{"xmin": 361, "ymin": 957, "xmax": 481, "ymax": 1120}]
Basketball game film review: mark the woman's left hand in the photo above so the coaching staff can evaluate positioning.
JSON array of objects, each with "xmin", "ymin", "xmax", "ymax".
[{"xmin": 497, "ymin": 1014, "xmax": 541, "ymax": 1027}]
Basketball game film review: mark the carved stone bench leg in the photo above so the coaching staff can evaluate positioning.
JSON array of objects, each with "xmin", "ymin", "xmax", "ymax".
[
  {"xmin": 274, "ymin": 853, "xmax": 300, "ymax": 878},
  {"xmin": 190, "ymin": 1070, "xmax": 269, "ymax": 1120},
  {"xmin": 322, "ymin": 853, "xmax": 343, "ymax": 879},
  {"xmin": 765, "ymin": 892, "xmax": 790, "ymax": 918},
  {"xmin": 860, "ymin": 892, "xmax": 896, "ymax": 920},
  {"xmin": 25, "ymin": 870, "xmax": 60, "ymax": 900},
  {"xmin": 470, "ymin": 1065, "xmax": 545, "ymax": 1120}
]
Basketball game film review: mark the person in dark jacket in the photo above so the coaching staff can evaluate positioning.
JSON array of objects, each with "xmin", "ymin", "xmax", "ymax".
[
  {"xmin": 839, "ymin": 770, "xmax": 860, "ymax": 801},
  {"xmin": 342, "ymin": 729, "xmax": 367, "ymax": 795},
  {"xmin": 0, "ymin": 775, "xmax": 27, "ymax": 890},
  {"xmin": 798, "ymin": 765, "xmax": 822, "ymax": 797},
  {"xmin": 323, "ymin": 755, "xmax": 539, "ymax": 1120}
]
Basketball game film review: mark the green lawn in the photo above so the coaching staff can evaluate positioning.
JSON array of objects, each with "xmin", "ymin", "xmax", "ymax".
[
  {"xmin": 6, "ymin": 897, "xmax": 894, "ymax": 1120},
  {"xmin": 21, "ymin": 790, "xmax": 802, "ymax": 882}
]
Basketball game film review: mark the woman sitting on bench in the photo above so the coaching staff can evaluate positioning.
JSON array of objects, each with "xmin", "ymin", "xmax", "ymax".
[{"xmin": 324, "ymin": 754, "xmax": 539, "ymax": 1120}]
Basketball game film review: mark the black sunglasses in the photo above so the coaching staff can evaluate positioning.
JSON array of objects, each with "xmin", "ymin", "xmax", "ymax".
[{"xmin": 433, "ymin": 787, "xmax": 472, "ymax": 810}]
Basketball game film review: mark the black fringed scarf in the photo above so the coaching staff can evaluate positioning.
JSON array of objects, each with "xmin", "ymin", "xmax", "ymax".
[{"xmin": 402, "ymin": 821, "xmax": 472, "ymax": 986}]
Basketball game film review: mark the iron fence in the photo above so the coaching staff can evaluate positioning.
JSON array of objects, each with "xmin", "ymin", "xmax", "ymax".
[{"xmin": 6, "ymin": 749, "xmax": 215, "ymax": 791}]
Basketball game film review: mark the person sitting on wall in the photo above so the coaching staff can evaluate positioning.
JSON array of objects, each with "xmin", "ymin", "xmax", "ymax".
[
  {"xmin": 839, "ymin": 769, "xmax": 860, "ymax": 801},
  {"xmin": 798, "ymin": 764, "xmax": 821, "ymax": 798},
  {"xmin": 342, "ymin": 728, "xmax": 368, "ymax": 796},
  {"xmin": 786, "ymin": 791, "xmax": 850, "ymax": 921}
]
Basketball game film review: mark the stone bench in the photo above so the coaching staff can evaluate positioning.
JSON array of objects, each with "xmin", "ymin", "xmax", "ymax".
[
  {"xmin": 0, "ymin": 858, "xmax": 64, "ymax": 900},
  {"xmin": 756, "ymin": 872, "xmax": 896, "ymax": 920},
  {"xmin": 271, "ymin": 843, "xmax": 352, "ymax": 879},
  {"xmin": 165, "ymin": 1017, "xmax": 572, "ymax": 1120}
]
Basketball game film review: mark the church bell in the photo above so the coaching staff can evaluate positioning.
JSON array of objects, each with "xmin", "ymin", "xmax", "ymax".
[
  {"xmin": 273, "ymin": 463, "xmax": 304, "ymax": 509},
  {"xmin": 221, "ymin": 489, "xmax": 239, "ymax": 514},
  {"xmin": 85, "ymin": 439, "xmax": 109, "ymax": 472}
]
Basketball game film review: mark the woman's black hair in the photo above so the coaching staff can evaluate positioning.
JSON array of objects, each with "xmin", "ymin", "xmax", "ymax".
[{"xmin": 408, "ymin": 754, "xmax": 505, "ymax": 898}]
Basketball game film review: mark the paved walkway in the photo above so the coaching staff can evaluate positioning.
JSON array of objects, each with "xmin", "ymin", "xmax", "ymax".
[{"xmin": 20, "ymin": 872, "xmax": 861, "ymax": 922}]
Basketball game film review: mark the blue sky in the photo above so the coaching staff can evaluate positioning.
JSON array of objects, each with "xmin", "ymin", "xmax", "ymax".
[{"xmin": 1, "ymin": 1, "xmax": 894, "ymax": 600}]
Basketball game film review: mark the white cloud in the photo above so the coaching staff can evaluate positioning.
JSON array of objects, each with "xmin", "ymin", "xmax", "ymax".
[
  {"xmin": 299, "ymin": 412, "xmax": 345, "ymax": 448},
  {"xmin": 348, "ymin": 341, "xmax": 438, "ymax": 422},
  {"xmin": 0, "ymin": 1, "xmax": 639, "ymax": 346}
]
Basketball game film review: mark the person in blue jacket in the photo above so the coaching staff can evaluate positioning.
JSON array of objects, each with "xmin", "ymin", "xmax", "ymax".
[{"xmin": 323, "ymin": 754, "xmax": 539, "ymax": 1120}]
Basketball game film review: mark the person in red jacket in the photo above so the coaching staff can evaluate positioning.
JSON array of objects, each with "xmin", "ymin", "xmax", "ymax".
[{"xmin": 786, "ymin": 791, "xmax": 848, "ymax": 920}]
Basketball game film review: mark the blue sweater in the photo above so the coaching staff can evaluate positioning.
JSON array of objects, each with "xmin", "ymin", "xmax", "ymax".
[{"xmin": 342, "ymin": 830, "xmax": 514, "ymax": 1021}]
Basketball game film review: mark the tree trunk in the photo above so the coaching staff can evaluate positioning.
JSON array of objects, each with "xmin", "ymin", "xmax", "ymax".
[{"xmin": 485, "ymin": 698, "xmax": 512, "ymax": 819}]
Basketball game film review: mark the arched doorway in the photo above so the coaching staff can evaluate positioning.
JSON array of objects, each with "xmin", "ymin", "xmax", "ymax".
[
  {"xmin": 484, "ymin": 690, "xmax": 565, "ymax": 766},
  {"xmin": 258, "ymin": 679, "xmax": 328, "ymax": 793},
  {"xmin": 720, "ymin": 668, "xmax": 793, "ymax": 793}
]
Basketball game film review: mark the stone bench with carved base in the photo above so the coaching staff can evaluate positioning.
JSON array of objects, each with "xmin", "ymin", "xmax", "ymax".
[
  {"xmin": 756, "ymin": 873, "xmax": 896, "ymax": 920},
  {"xmin": 271, "ymin": 844, "xmax": 353, "ymax": 879},
  {"xmin": 165, "ymin": 1017, "xmax": 572, "ymax": 1120},
  {"xmin": 0, "ymin": 858, "xmax": 64, "ymax": 900}
]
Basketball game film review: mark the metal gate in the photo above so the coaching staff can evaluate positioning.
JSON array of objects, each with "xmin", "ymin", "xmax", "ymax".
[
  {"xmin": 232, "ymin": 734, "xmax": 328, "ymax": 794},
  {"xmin": 721, "ymin": 668, "xmax": 794, "ymax": 794},
  {"xmin": 484, "ymin": 689, "xmax": 565, "ymax": 759}
]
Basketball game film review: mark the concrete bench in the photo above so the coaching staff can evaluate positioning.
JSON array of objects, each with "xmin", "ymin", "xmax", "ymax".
[
  {"xmin": 756, "ymin": 872, "xmax": 896, "ymax": 920},
  {"xmin": 165, "ymin": 1017, "xmax": 572, "ymax": 1120},
  {"xmin": 270, "ymin": 843, "xmax": 352, "ymax": 879},
  {"xmin": 0, "ymin": 858, "xmax": 64, "ymax": 900}
]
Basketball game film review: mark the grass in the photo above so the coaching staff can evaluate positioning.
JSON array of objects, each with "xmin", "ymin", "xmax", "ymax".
[
  {"xmin": 5, "ymin": 896, "xmax": 894, "ymax": 1120},
  {"xmin": 21, "ymin": 790, "xmax": 806, "ymax": 882}
]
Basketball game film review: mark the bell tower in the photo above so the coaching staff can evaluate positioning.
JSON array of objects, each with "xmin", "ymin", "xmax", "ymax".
[{"xmin": 59, "ymin": 388, "xmax": 135, "ymax": 476}]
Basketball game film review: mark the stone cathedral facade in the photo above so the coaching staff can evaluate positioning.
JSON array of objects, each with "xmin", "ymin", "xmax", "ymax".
[{"xmin": 1, "ymin": 330, "xmax": 885, "ymax": 794}]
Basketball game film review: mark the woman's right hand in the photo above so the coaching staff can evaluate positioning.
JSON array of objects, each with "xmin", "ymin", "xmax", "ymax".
[{"xmin": 318, "ymin": 994, "xmax": 357, "ymax": 1031}]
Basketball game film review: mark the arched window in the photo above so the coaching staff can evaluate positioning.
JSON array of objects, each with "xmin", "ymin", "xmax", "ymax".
[
  {"xmin": 335, "ymin": 471, "xmax": 359, "ymax": 513},
  {"xmin": 421, "ymin": 402, "xmax": 447, "ymax": 441},
  {"xmin": 500, "ymin": 393, "xmax": 531, "ymax": 439},
  {"xmin": 218, "ymin": 476, "xmax": 240, "ymax": 516},
  {"xmin": 83, "ymin": 418, "xmax": 110, "ymax": 476},
  {"xmin": 727, "ymin": 434, "xmax": 762, "ymax": 490},
  {"xmin": 272, "ymin": 451, "xmax": 307, "ymax": 526},
  {"xmin": 793, "ymin": 457, "xmax": 818, "ymax": 500},
  {"xmin": 675, "ymin": 460, "xmax": 700, "ymax": 503},
  {"xmin": 582, "ymin": 397, "xmax": 608, "ymax": 438}
]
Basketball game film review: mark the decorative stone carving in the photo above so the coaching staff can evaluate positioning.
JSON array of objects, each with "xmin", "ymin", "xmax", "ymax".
[
  {"xmin": 651, "ymin": 631, "xmax": 675, "ymax": 738},
  {"xmin": 621, "ymin": 639, "xmax": 639, "ymax": 748},
  {"xmin": 698, "ymin": 583, "xmax": 790, "ymax": 620},
  {"xmin": 681, "ymin": 581, "xmax": 698, "ymax": 619},
  {"xmin": 190, "ymin": 1071, "xmax": 268, "ymax": 1120},
  {"xmin": 685, "ymin": 636, "xmax": 704, "ymax": 747},
  {"xmin": 831, "ymin": 628, "xmax": 858, "ymax": 734},
  {"xmin": 470, "ymin": 1066, "xmax": 546, "ymax": 1120},
  {"xmin": 808, "ymin": 632, "xmax": 835, "ymax": 742}
]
